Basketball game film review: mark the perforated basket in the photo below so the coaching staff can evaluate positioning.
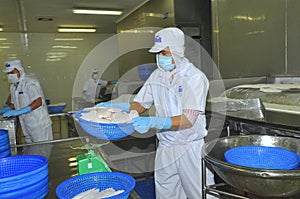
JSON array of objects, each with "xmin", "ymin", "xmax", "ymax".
[
  {"xmin": 0, "ymin": 155, "xmax": 48, "ymax": 198},
  {"xmin": 138, "ymin": 64, "xmax": 156, "ymax": 81},
  {"xmin": 56, "ymin": 172, "xmax": 135, "ymax": 199},
  {"xmin": 0, "ymin": 129, "xmax": 8, "ymax": 139},
  {"xmin": 75, "ymin": 110, "xmax": 135, "ymax": 140},
  {"xmin": 225, "ymin": 146, "xmax": 300, "ymax": 170},
  {"xmin": 48, "ymin": 103, "xmax": 66, "ymax": 114},
  {"xmin": 0, "ymin": 129, "xmax": 10, "ymax": 158}
]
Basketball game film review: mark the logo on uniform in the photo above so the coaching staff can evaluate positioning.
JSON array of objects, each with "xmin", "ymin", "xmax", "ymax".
[
  {"xmin": 5, "ymin": 63, "xmax": 10, "ymax": 67},
  {"xmin": 154, "ymin": 36, "xmax": 162, "ymax": 43},
  {"xmin": 178, "ymin": 85, "xmax": 183, "ymax": 95}
]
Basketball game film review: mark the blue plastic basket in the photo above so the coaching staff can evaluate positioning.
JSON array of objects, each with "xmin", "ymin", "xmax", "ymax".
[
  {"xmin": 138, "ymin": 64, "xmax": 156, "ymax": 81},
  {"xmin": 56, "ymin": 172, "xmax": 136, "ymax": 199},
  {"xmin": 48, "ymin": 103, "xmax": 66, "ymax": 114},
  {"xmin": 225, "ymin": 146, "xmax": 300, "ymax": 170},
  {"xmin": 0, "ymin": 129, "xmax": 10, "ymax": 158},
  {"xmin": 0, "ymin": 155, "xmax": 48, "ymax": 197},
  {"xmin": 75, "ymin": 110, "xmax": 135, "ymax": 140},
  {"xmin": 0, "ymin": 129, "xmax": 8, "ymax": 139},
  {"xmin": 1, "ymin": 176, "xmax": 49, "ymax": 199}
]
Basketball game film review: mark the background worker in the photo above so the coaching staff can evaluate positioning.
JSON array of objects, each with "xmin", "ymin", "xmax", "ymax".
[
  {"xmin": 0, "ymin": 59, "xmax": 53, "ymax": 143},
  {"xmin": 82, "ymin": 68, "xmax": 110, "ymax": 101}
]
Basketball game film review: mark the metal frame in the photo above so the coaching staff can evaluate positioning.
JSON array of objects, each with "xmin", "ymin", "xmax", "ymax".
[{"xmin": 202, "ymin": 158, "xmax": 249, "ymax": 199}]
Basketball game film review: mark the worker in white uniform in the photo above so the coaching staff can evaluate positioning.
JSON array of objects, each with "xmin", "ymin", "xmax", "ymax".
[
  {"xmin": 0, "ymin": 59, "xmax": 53, "ymax": 143},
  {"xmin": 96, "ymin": 27, "xmax": 217, "ymax": 199},
  {"xmin": 82, "ymin": 68, "xmax": 108, "ymax": 100}
]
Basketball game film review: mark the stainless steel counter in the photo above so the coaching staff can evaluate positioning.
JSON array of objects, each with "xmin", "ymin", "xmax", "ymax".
[{"xmin": 207, "ymin": 98, "xmax": 300, "ymax": 134}]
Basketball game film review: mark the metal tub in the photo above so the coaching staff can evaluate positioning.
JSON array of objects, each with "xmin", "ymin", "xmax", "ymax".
[{"xmin": 202, "ymin": 135, "xmax": 300, "ymax": 197}]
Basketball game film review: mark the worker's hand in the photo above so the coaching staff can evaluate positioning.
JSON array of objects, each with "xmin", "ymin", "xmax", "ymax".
[
  {"xmin": 95, "ymin": 102, "xmax": 130, "ymax": 112},
  {"xmin": 0, "ymin": 104, "xmax": 11, "ymax": 115},
  {"xmin": 132, "ymin": 116, "xmax": 172, "ymax": 134},
  {"xmin": 3, "ymin": 106, "xmax": 31, "ymax": 117}
]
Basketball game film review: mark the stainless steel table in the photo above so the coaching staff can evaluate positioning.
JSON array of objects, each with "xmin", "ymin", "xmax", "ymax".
[{"xmin": 49, "ymin": 112, "xmax": 71, "ymax": 139}]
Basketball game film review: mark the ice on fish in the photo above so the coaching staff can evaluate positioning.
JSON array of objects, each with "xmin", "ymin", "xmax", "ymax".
[
  {"xmin": 80, "ymin": 107, "xmax": 138, "ymax": 124},
  {"xmin": 72, "ymin": 187, "xmax": 124, "ymax": 199}
]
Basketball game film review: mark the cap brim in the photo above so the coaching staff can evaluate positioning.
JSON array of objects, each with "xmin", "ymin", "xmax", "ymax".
[
  {"xmin": 148, "ymin": 44, "xmax": 166, "ymax": 53},
  {"xmin": 3, "ymin": 67, "xmax": 14, "ymax": 73}
]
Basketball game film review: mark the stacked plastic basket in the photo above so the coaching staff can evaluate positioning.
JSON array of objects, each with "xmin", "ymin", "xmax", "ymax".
[
  {"xmin": 0, "ymin": 155, "xmax": 49, "ymax": 198},
  {"xmin": 0, "ymin": 129, "xmax": 10, "ymax": 158}
]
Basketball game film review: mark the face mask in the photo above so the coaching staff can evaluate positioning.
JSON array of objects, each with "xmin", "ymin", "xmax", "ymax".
[
  {"xmin": 7, "ymin": 74, "xmax": 19, "ymax": 83},
  {"xmin": 92, "ymin": 74, "xmax": 99, "ymax": 80},
  {"xmin": 157, "ymin": 55, "xmax": 175, "ymax": 71}
]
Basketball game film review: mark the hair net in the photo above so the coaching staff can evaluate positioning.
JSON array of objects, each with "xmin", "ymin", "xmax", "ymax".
[
  {"xmin": 149, "ymin": 27, "xmax": 192, "ymax": 74},
  {"xmin": 3, "ymin": 59, "xmax": 25, "ymax": 78}
]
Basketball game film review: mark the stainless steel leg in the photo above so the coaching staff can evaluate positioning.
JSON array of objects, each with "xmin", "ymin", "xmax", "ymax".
[
  {"xmin": 227, "ymin": 125, "xmax": 230, "ymax": 136},
  {"xmin": 59, "ymin": 116, "xmax": 62, "ymax": 138},
  {"xmin": 202, "ymin": 158, "xmax": 207, "ymax": 199},
  {"xmin": 202, "ymin": 158, "xmax": 250, "ymax": 199}
]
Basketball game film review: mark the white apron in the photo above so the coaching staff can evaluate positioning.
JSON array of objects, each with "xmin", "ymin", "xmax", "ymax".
[
  {"xmin": 134, "ymin": 61, "xmax": 217, "ymax": 198},
  {"xmin": 10, "ymin": 76, "xmax": 53, "ymax": 143}
]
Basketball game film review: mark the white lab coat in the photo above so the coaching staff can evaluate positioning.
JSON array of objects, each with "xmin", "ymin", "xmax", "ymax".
[
  {"xmin": 10, "ymin": 75, "xmax": 53, "ymax": 143},
  {"xmin": 134, "ymin": 56, "xmax": 216, "ymax": 198},
  {"xmin": 83, "ymin": 78, "xmax": 107, "ymax": 100}
]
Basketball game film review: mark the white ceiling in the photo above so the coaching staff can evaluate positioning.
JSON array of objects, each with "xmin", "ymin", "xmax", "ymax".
[{"xmin": 0, "ymin": 0, "xmax": 148, "ymax": 33}]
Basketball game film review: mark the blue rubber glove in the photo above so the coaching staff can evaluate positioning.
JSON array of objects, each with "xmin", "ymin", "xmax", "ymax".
[
  {"xmin": 0, "ymin": 104, "xmax": 11, "ymax": 115},
  {"xmin": 132, "ymin": 116, "xmax": 172, "ymax": 134},
  {"xmin": 95, "ymin": 102, "xmax": 130, "ymax": 112},
  {"xmin": 3, "ymin": 106, "xmax": 31, "ymax": 117}
]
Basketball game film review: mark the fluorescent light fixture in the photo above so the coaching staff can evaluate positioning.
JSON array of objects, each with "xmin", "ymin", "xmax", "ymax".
[
  {"xmin": 0, "ymin": 46, "xmax": 10, "ymax": 49},
  {"xmin": 120, "ymin": 29, "xmax": 155, "ymax": 34},
  {"xmin": 55, "ymin": 38, "xmax": 84, "ymax": 41},
  {"xmin": 0, "ymin": 38, "xmax": 7, "ymax": 41},
  {"xmin": 73, "ymin": 9, "xmax": 122, "ymax": 15},
  {"xmin": 46, "ymin": 58, "xmax": 61, "ymax": 62},
  {"xmin": 58, "ymin": 28, "xmax": 96, "ymax": 33},
  {"xmin": 52, "ymin": 45, "xmax": 78, "ymax": 49},
  {"xmin": 0, "ymin": 27, "xmax": 3, "ymax": 32}
]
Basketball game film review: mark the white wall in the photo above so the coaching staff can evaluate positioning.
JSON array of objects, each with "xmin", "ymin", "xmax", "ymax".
[{"xmin": 0, "ymin": 32, "xmax": 118, "ymax": 111}]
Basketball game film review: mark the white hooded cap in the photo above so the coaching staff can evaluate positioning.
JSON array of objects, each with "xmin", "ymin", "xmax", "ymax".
[
  {"xmin": 90, "ymin": 68, "xmax": 99, "ymax": 76},
  {"xmin": 3, "ymin": 59, "xmax": 24, "ymax": 73},
  {"xmin": 149, "ymin": 27, "xmax": 185, "ymax": 57}
]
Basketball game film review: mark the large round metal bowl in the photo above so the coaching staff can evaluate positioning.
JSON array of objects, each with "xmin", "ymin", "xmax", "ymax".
[{"xmin": 202, "ymin": 135, "xmax": 300, "ymax": 197}]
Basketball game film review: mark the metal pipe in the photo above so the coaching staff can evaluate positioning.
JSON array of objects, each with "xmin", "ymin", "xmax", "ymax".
[
  {"xmin": 16, "ymin": 0, "xmax": 29, "ymax": 51},
  {"xmin": 15, "ymin": 136, "xmax": 83, "ymax": 147},
  {"xmin": 206, "ymin": 186, "xmax": 249, "ymax": 199}
]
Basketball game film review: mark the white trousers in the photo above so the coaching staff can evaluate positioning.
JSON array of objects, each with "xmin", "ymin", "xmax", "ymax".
[
  {"xmin": 154, "ymin": 139, "xmax": 217, "ymax": 199},
  {"xmin": 21, "ymin": 123, "xmax": 53, "ymax": 143}
]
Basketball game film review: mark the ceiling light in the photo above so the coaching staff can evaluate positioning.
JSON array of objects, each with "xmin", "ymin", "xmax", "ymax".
[
  {"xmin": 52, "ymin": 45, "xmax": 78, "ymax": 49},
  {"xmin": 55, "ymin": 38, "xmax": 84, "ymax": 41},
  {"xmin": 0, "ymin": 28, "xmax": 3, "ymax": 32},
  {"xmin": 58, "ymin": 28, "xmax": 96, "ymax": 33},
  {"xmin": 73, "ymin": 9, "xmax": 122, "ymax": 15}
]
